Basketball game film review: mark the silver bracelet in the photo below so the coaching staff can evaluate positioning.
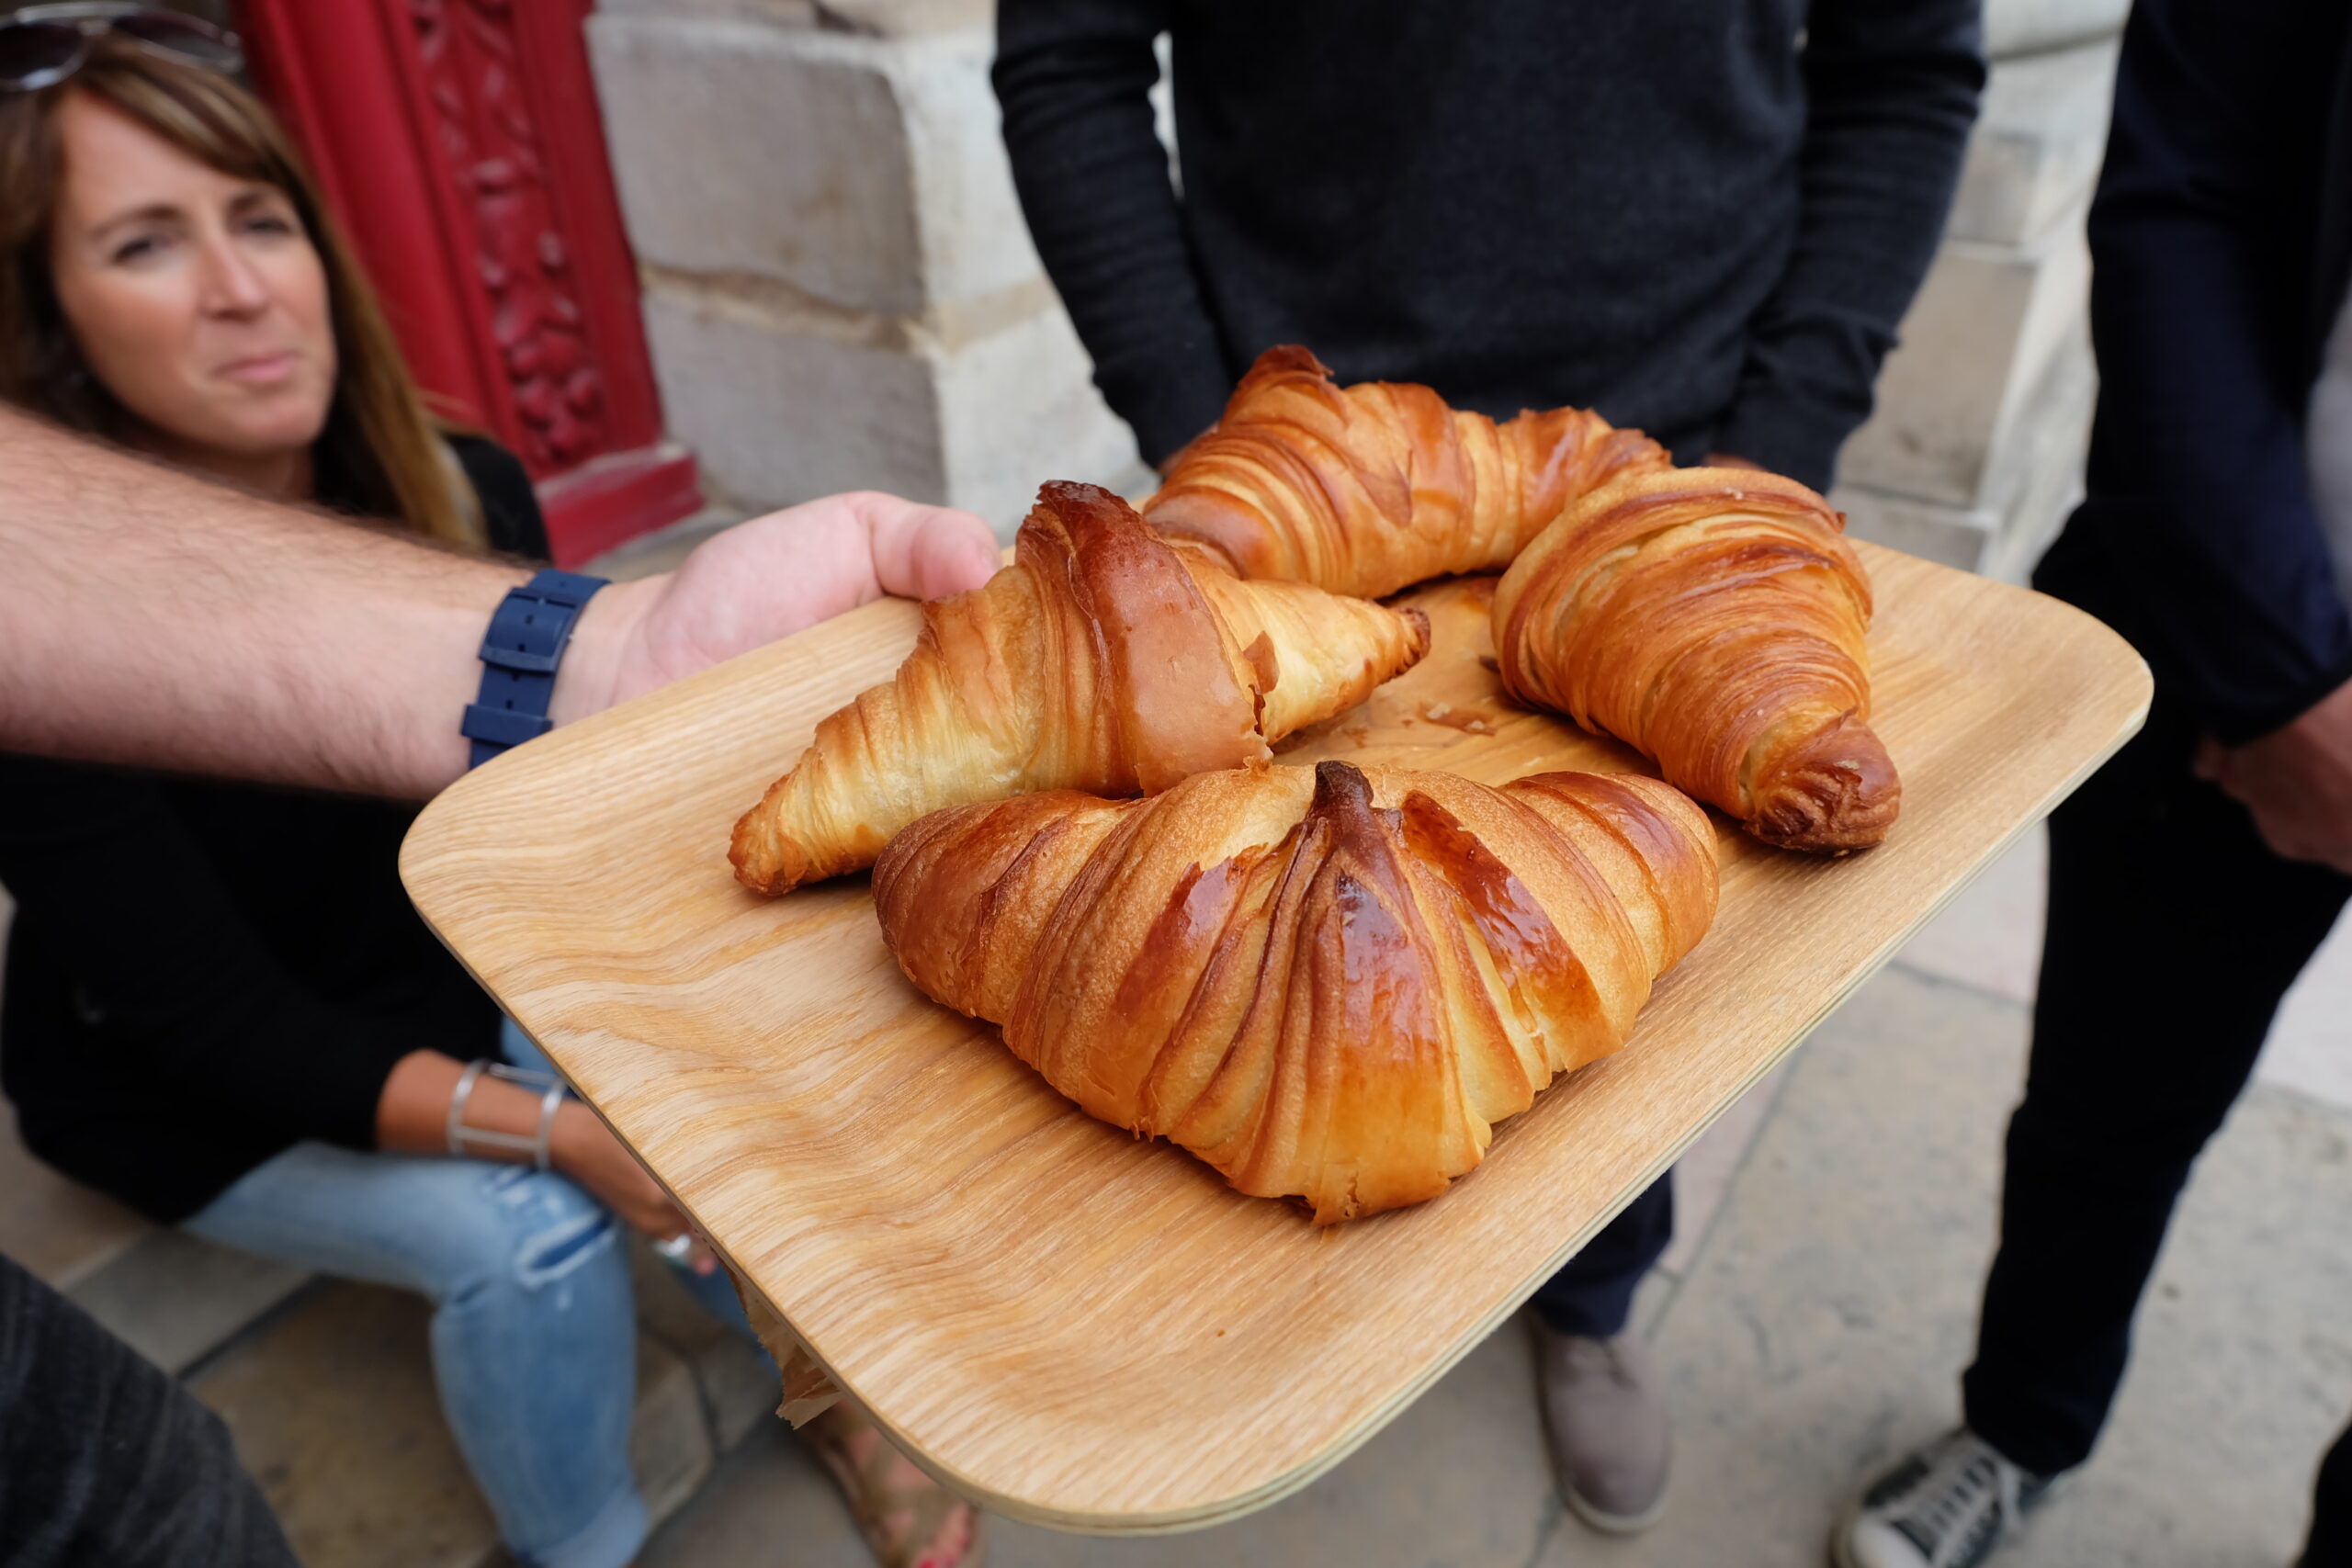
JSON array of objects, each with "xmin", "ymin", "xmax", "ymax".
[{"xmin": 447, "ymin": 1060, "xmax": 567, "ymax": 1170}]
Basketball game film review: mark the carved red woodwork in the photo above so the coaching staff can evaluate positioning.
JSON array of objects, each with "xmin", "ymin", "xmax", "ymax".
[{"xmin": 240, "ymin": 0, "xmax": 698, "ymax": 564}]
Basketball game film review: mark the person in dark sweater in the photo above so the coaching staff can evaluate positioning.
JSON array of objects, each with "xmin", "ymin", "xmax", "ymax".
[
  {"xmin": 1836, "ymin": 4, "xmax": 2352, "ymax": 1565},
  {"xmin": 995, "ymin": 0, "xmax": 1983, "ymax": 1533},
  {"xmin": 0, "ymin": 35, "xmax": 981, "ymax": 1568}
]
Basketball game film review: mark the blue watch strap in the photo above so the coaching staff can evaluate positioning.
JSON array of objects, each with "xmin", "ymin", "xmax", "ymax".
[{"xmin": 462, "ymin": 569, "xmax": 608, "ymax": 770}]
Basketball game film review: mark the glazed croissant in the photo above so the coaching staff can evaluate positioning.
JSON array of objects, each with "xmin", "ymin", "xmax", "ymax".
[
  {"xmin": 1493, "ymin": 467, "xmax": 1900, "ymax": 852},
  {"xmin": 729, "ymin": 482, "xmax": 1431, "ymax": 894},
  {"xmin": 874, "ymin": 759, "xmax": 1719, "ymax": 1223},
  {"xmin": 1145, "ymin": 345, "xmax": 1670, "ymax": 600}
]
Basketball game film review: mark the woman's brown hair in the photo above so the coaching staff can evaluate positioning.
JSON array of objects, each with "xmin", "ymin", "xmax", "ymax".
[{"xmin": 0, "ymin": 35, "xmax": 482, "ymax": 547}]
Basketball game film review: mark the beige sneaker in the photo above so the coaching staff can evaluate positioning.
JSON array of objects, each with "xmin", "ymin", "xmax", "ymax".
[{"xmin": 1532, "ymin": 1320, "xmax": 1671, "ymax": 1535}]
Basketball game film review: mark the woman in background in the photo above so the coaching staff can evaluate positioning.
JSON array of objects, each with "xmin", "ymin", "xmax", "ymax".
[{"xmin": 0, "ymin": 21, "xmax": 977, "ymax": 1568}]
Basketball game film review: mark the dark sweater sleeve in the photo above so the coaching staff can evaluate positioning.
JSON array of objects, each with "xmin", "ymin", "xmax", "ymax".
[
  {"xmin": 2057, "ymin": 0, "xmax": 2352, "ymax": 743},
  {"xmin": 1711, "ymin": 0, "xmax": 1984, "ymax": 490},
  {"xmin": 995, "ymin": 0, "xmax": 1234, "ymax": 466},
  {"xmin": 0, "ymin": 1257, "xmax": 300, "ymax": 1568},
  {"xmin": 0, "ymin": 757, "xmax": 417, "ymax": 1153}
]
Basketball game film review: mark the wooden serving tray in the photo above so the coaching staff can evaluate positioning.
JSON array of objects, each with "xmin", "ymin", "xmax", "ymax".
[{"xmin": 401, "ymin": 541, "xmax": 2147, "ymax": 1534}]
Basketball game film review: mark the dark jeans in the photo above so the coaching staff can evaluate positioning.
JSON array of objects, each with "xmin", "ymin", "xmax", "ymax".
[
  {"xmin": 0, "ymin": 1250, "xmax": 298, "ymax": 1568},
  {"xmin": 1529, "ymin": 1171, "xmax": 1674, "ymax": 1337},
  {"xmin": 1957, "ymin": 687, "xmax": 2352, "ymax": 1558}
]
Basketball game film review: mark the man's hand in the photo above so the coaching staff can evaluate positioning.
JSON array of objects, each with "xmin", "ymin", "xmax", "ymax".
[
  {"xmin": 2196, "ymin": 675, "xmax": 2352, "ymax": 873},
  {"xmin": 555, "ymin": 491, "xmax": 1001, "ymax": 724}
]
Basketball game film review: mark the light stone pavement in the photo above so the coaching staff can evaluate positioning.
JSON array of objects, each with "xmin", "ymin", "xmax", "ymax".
[{"xmin": 639, "ymin": 830, "xmax": 2352, "ymax": 1568}]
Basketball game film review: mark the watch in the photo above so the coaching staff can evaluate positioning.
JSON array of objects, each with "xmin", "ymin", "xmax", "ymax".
[{"xmin": 460, "ymin": 569, "xmax": 608, "ymax": 770}]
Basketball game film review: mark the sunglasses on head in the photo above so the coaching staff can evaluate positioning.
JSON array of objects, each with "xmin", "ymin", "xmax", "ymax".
[{"xmin": 0, "ymin": 4, "xmax": 242, "ymax": 93}]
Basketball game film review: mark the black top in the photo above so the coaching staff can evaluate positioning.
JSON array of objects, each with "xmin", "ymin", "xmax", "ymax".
[
  {"xmin": 994, "ymin": 0, "xmax": 1985, "ymax": 488},
  {"xmin": 2033, "ymin": 0, "xmax": 2352, "ymax": 745},
  {"xmin": 0, "ymin": 435, "xmax": 547, "ymax": 1223}
]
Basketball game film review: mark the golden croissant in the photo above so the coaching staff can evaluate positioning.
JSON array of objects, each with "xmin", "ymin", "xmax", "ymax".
[
  {"xmin": 873, "ymin": 759, "xmax": 1719, "ymax": 1223},
  {"xmin": 1494, "ymin": 467, "xmax": 1900, "ymax": 852},
  {"xmin": 1145, "ymin": 344, "xmax": 1670, "ymax": 600},
  {"xmin": 729, "ymin": 482, "xmax": 1431, "ymax": 894}
]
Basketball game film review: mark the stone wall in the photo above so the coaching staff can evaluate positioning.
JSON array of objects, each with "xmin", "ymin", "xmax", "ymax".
[
  {"xmin": 592, "ymin": 0, "xmax": 2126, "ymax": 570},
  {"xmin": 1832, "ymin": 3, "xmax": 2127, "ymax": 580},
  {"xmin": 587, "ymin": 0, "xmax": 1146, "ymax": 537}
]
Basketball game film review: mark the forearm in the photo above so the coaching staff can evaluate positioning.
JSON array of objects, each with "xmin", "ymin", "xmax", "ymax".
[
  {"xmin": 1714, "ymin": 0, "xmax": 1983, "ymax": 487},
  {"xmin": 378, "ymin": 1045, "xmax": 695, "ymax": 1247},
  {"xmin": 376, "ymin": 1046, "xmax": 598, "ymax": 1164},
  {"xmin": 0, "ymin": 407, "xmax": 528, "ymax": 796},
  {"xmin": 995, "ymin": 0, "xmax": 1232, "ymax": 463},
  {"xmin": 1, "ymin": 414, "xmax": 1001, "ymax": 799}
]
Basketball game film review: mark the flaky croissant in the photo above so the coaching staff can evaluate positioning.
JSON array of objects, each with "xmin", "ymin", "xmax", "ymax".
[
  {"xmin": 1145, "ymin": 345, "xmax": 1670, "ymax": 600},
  {"xmin": 1494, "ymin": 467, "xmax": 1899, "ymax": 852},
  {"xmin": 729, "ymin": 482, "xmax": 1431, "ymax": 894},
  {"xmin": 874, "ymin": 759, "xmax": 1718, "ymax": 1223}
]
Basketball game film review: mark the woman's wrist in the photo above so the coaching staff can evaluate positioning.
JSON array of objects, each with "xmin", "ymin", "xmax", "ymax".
[
  {"xmin": 546, "ymin": 1099, "xmax": 611, "ymax": 1176},
  {"xmin": 381, "ymin": 1048, "xmax": 582, "ymax": 1167}
]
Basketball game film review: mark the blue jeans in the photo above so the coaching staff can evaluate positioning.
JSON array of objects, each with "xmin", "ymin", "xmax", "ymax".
[{"xmin": 185, "ymin": 1021, "xmax": 752, "ymax": 1568}]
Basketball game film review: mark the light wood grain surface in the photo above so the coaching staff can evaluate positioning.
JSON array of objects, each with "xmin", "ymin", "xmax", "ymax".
[{"xmin": 401, "ymin": 543, "xmax": 2149, "ymax": 1533}]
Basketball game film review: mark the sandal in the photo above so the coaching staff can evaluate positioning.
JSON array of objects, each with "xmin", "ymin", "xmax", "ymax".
[{"xmin": 802, "ymin": 1402, "xmax": 985, "ymax": 1568}]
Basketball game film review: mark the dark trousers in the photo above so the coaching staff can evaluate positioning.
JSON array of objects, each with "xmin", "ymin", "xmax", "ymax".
[
  {"xmin": 0, "ymin": 1250, "xmax": 298, "ymax": 1568},
  {"xmin": 1957, "ymin": 687, "xmax": 2352, "ymax": 1557},
  {"xmin": 1529, "ymin": 1171, "xmax": 1674, "ymax": 1337}
]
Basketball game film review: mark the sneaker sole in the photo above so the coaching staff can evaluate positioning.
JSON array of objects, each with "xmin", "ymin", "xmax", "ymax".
[
  {"xmin": 1826, "ymin": 1495, "xmax": 1870, "ymax": 1568},
  {"xmin": 1565, "ymin": 1481, "xmax": 1668, "ymax": 1538}
]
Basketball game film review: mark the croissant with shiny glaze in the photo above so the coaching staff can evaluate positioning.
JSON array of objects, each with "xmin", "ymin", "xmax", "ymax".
[
  {"xmin": 1494, "ymin": 467, "xmax": 1899, "ymax": 852},
  {"xmin": 874, "ymin": 759, "xmax": 1718, "ymax": 1223},
  {"xmin": 729, "ymin": 482, "xmax": 1431, "ymax": 894},
  {"xmin": 1145, "ymin": 345, "xmax": 1671, "ymax": 601}
]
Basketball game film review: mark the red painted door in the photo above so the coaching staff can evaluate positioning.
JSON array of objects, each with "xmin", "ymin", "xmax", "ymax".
[{"xmin": 241, "ymin": 0, "xmax": 698, "ymax": 564}]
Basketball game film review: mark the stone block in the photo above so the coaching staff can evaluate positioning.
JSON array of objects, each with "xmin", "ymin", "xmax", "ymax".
[
  {"xmin": 594, "ymin": 0, "xmax": 986, "ymax": 33},
  {"xmin": 813, "ymin": 0, "xmax": 993, "ymax": 37},
  {"xmin": 72, "ymin": 1228, "xmax": 312, "ymax": 1376},
  {"xmin": 632, "ymin": 1334, "xmax": 719, "ymax": 1525},
  {"xmin": 1834, "ymin": 486, "xmax": 2003, "ymax": 573},
  {"xmin": 642, "ymin": 279, "xmax": 1140, "ymax": 528},
  {"xmin": 936, "ymin": 299, "xmax": 1149, "ymax": 533},
  {"xmin": 1979, "ymin": 344, "xmax": 2095, "ymax": 583},
  {"xmin": 595, "ymin": 0, "xmax": 821, "ymax": 22},
  {"xmin": 1836, "ymin": 318, "xmax": 2093, "ymax": 579},
  {"xmin": 1838, "ymin": 215, "xmax": 2091, "ymax": 510},
  {"xmin": 641, "ymin": 282, "xmax": 947, "ymax": 508},
  {"xmin": 630, "ymin": 1242, "xmax": 777, "ymax": 1453},
  {"xmin": 894, "ymin": 26, "xmax": 1065, "ymax": 312},
  {"xmin": 591, "ymin": 19, "xmax": 924, "ymax": 316},
  {"xmin": 191, "ymin": 1279, "xmax": 729, "ymax": 1568},
  {"xmin": 192, "ymin": 1282, "xmax": 498, "ymax": 1568},
  {"xmin": 0, "ymin": 1094, "xmax": 151, "ymax": 1288},
  {"xmin": 590, "ymin": 18, "xmax": 1039, "ymax": 317},
  {"xmin": 1984, "ymin": 0, "xmax": 2128, "ymax": 59},
  {"xmin": 1946, "ymin": 38, "xmax": 2117, "ymax": 248}
]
